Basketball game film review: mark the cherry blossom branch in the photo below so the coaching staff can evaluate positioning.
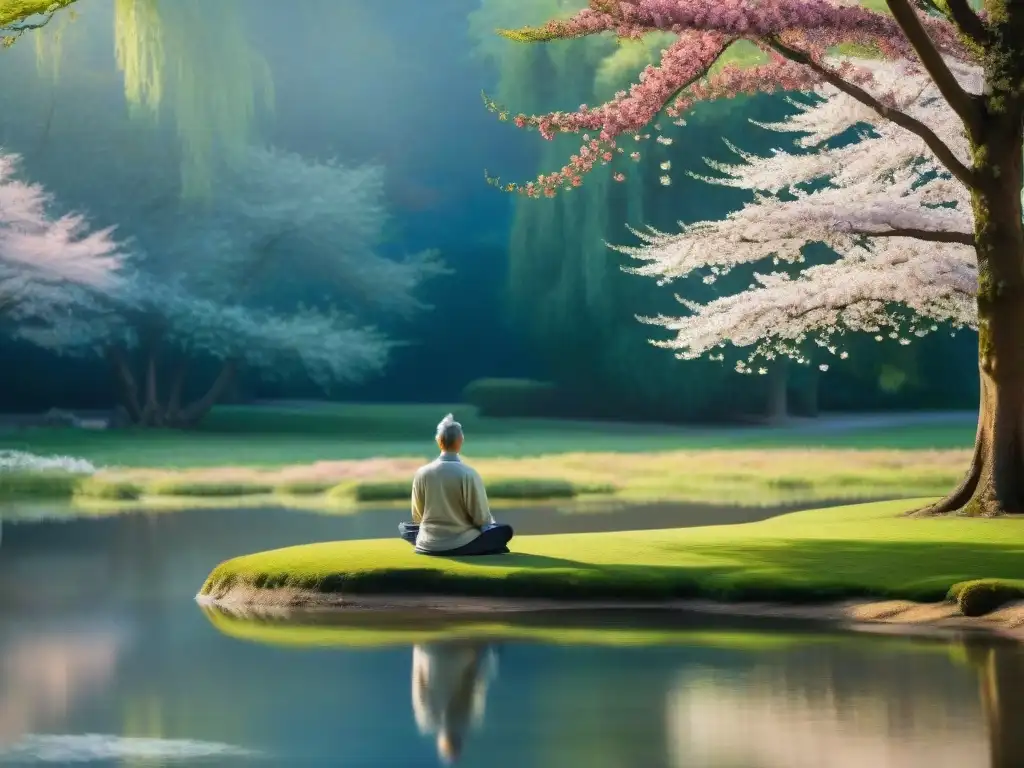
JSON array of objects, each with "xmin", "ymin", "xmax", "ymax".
[
  {"xmin": 885, "ymin": 0, "xmax": 982, "ymax": 135},
  {"xmin": 845, "ymin": 227, "xmax": 974, "ymax": 245},
  {"xmin": 766, "ymin": 37, "xmax": 979, "ymax": 189}
]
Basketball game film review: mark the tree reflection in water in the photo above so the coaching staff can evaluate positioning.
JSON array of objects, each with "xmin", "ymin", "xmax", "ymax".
[
  {"xmin": 665, "ymin": 638, "xmax": 1005, "ymax": 768},
  {"xmin": 962, "ymin": 639, "xmax": 1024, "ymax": 768}
]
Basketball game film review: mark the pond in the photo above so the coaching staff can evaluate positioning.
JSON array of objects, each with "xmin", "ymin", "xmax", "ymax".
[{"xmin": 0, "ymin": 502, "xmax": 1021, "ymax": 766}]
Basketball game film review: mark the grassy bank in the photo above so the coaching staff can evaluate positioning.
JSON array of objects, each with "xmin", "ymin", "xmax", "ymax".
[
  {"xmin": 199, "ymin": 500, "xmax": 1024, "ymax": 611},
  {"xmin": 0, "ymin": 403, "xmax": 978, "ymax": 506},
  {"xmin": 0, "ymin": 447, "xmax": 970, "ymax": 506},
  {"xmin": 0, "ymin": 403, "xmax": 974, "ymax": 468}
]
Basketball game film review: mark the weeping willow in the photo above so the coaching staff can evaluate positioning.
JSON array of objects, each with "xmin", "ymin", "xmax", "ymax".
[
  {"xmin": 29, "ymin": 2, "xmax": 74, "ymax": 79},
  {"xmin": 471, "ymin": 0, "xmax": 780, "ymax": 420},
  {"xmin": 113, "ymin": 0, "xmax": 273, "ymax": 197}
]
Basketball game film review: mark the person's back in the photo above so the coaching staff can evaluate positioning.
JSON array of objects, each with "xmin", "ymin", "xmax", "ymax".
[
  {"xmin": 398, "ymin": 413, "xmax": 514, "ymax": 557},
  {"xmin": 412, "ymin": 455, "xmax": 492, "ymax": 552}
]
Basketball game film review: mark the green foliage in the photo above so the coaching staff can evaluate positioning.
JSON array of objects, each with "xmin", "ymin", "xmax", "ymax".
[
  {"xmin": 74, "ymin": 476, "xmax": 142, "ymax": 500},
  {"xmin": 111, "ymin": 0, "xmax": 273, "ymax": 197},
  {"xmin": 337, "ymin": 477, "xmax": 603, "ymax": 503},
  {"xmin": 274, "ymin": 480, "xmax": 337, "ymax": 496},
  {"xmin": 462, "ymin": 378, "xmax": 558, "ymax": 417},
  {"xmin": 0, "ymin": 468, "xmax": 79, "ymax": 498},
  {"xmin": 949, "ymin": 578, "xmax": 1024, "ymax": 616},
  {"xmin": 472, "ymin": 0, "xmax": 799, "ymax": 423},
  {"xmin": 146, "ymin": 479, "xmax": 275, "ymax": 497}
]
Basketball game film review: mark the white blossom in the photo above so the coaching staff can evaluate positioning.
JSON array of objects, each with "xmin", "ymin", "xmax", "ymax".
[
  {"xmin": 616, "ymin": 57, "xmax": 984, "ymax": 364},
  {"xmin": 0, "ymin": 152, "xmax": 126, "ymax": 328}
]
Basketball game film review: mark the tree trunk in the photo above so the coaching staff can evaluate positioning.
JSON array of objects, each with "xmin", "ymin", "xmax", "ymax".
[
  {"xmin": 165, "ymin": 361, "xmax": 188, "ymax": 422},
  {"xmin": 766, "ymin": 362, "xmax": 788, "ymax": 424},
  {"xmin": 916, "ymin": 89, "xmax": 1024, "ymax": 517},
  {"xmin": 105, "ymin": 347, "xmax": 236, "ymax": 430},
  {"xmin": 139, "ymin": 352, "xmax": 162, "ymax": 427},
  {"xmin": 106, "ymin": 347, "xmax": 143, "ymax": 423},
  {"xmin": 176, "ymin": 359, "xmax": 237, "ymax": 427}
]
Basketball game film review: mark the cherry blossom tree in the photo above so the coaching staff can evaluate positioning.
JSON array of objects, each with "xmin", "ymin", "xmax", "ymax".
[
  {"xmin": 21, "ymin": 145, "xmax": 444, "ymax": 427},
  {"xmin": 486, "ymin": 0, "xmax": 1024, "ymax": 518},
  {"xmin": 616, "ymin": 57, "xmax": 976, "ymax": 370},
  {"xmin": 0, "ymin": 151, "xmax": 125, "ymax": 347}
]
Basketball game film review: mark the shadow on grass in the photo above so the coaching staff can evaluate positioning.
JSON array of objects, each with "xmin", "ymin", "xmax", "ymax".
[
  {"xmin": 327, "ymin": 538, "xmax": 1024, "ymax": 604},
  {"xmin": 427, "ymin": 553, "xmax": 597, "ymax": 569}
]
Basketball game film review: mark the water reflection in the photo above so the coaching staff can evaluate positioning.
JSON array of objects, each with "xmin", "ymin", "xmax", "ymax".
[
  {"xmin": 411, "ymin": 642, "xmax": 498, "ymax": 764},
  {"xmin": 964, "ymin": 640, "xmax": 1024, "ymax": 766},
  {"xmin": 0, "ymin": 624, "xmax": 124, "ymax": 746},
  {"xmin": 666, "ymin": 639, "xmax": 1024, "ymax": 768},
  {"xmin": 1, "ymin": 504, "xmax": 1023, "ymax": 766}
]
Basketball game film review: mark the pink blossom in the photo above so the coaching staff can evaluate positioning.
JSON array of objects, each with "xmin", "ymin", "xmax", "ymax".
[{"xmin": 487, "ymin": 0, "xmax": 974, "ymax": 197}]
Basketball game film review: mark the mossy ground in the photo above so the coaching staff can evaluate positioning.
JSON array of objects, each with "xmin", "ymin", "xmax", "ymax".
[{"xmin": 199, "ymin": 499, "xmax": 1024, "ymax": 608}]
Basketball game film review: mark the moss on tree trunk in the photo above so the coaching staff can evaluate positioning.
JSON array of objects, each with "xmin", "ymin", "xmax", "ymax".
[{"xmin": 917, "ymin": 80, "xmax": 1024, "ymax": 517}]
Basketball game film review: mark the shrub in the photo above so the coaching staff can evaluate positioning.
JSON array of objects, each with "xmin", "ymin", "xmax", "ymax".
[
  {"xmin": 275, "ymin": 480, "xmax": 337, "ymax": 496},
  {"xmin": 74, "ymin": 477, "xmax": 143, "ymax": 501},
  {"xmin": 461, "ymin": 378, "xmax": 558, "ymax": 418},
  {"xmin": 147, "ymin": 480, "xmax": 275, "ymax": 497},
  {"xmin": 487, "ymin": 478, "xmax": 577, "ymax": 499},
  {"xmin": 352, "ymin": 480, "xmax": 411, "ymax": 502},
  {"xmin": 949, "ymin": 579, "xmax": 1024, "ymax": 617},
  {"xmin": 343, "ymin": 477, "xmax": 614, "ymax": 503},
  {"xmin": 0, "ymin": 470, "xmax": 80, "ymax": 499}
]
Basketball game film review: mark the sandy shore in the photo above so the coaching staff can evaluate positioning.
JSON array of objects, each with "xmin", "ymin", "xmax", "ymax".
[{"xmin": 196, "ymin": 588, "xmax": 1024, "ymax": 642}]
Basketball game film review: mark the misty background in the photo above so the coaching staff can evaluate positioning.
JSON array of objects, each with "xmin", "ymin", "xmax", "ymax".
[{"xmin": 0, "ymin": 0, "xmax": 979, "ymax": 423}]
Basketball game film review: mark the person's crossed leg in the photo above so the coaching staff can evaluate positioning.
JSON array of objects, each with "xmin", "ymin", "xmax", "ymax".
[{"xmin": 399, "ymin": 522, "xmax": 513, "ymax": 556}]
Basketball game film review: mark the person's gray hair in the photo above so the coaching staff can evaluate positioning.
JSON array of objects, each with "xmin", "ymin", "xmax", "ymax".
[{"xmin": 435, "ymin": 413, "xmax": 463, "ymax": 449}]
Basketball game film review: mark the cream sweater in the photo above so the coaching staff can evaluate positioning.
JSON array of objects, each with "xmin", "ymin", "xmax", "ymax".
[{"xmin": 411, "ymin": 453, "xmax": 494, "ymax": 552}]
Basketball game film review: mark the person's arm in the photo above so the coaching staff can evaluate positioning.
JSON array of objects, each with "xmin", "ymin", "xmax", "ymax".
[
  {"xmin": 411, "ymin": 472, "xmax": 425, "ymax": 523},
  {"xmin": 464, "ymin": 471, "xmax": 495, "ymax": 528}
]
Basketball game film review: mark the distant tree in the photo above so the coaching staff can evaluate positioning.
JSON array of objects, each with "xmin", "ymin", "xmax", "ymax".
[
  {"xmin": 486, "ymin": 0, "xmax": 1023, "ymax": 518},
  {"xmin": 21, "ymin": 146, "xmax": 444, "ymax": 427},
  {"xmin": 0, "ymin": 0, "xmax": 77, "ymax": 48},
  {"xmin": 0, "ymin": 151, "xmax": 125, "ymax": 347}
]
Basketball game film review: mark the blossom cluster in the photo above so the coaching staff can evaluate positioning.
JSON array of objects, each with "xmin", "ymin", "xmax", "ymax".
[
  {"xmin": 617, "ymin": 56, "xmax": 981, "ymax": 368},
  {"xmin": 488, "ymin": 0, "xmax": 975, "ymax": 197}
]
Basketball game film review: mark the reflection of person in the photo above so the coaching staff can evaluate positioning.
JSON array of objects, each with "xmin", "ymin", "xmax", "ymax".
[
  {"xmin": 411, "ymin": 642, "xmax": 497, "ymax": 765},
  {"xmin": 398, "ymin": 414, "xmax": 513, "ymax": 556}
]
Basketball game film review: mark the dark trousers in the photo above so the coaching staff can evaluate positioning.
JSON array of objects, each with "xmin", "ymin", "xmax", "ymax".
[{"xmin": 398, "ymin": 522, "xmax": 513, "ymax": 556}]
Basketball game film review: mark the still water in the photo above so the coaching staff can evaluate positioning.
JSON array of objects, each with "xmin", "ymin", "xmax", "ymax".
[{"xmin": 0, "ymin": 503, "xmax": 1021, "ymax": 767}]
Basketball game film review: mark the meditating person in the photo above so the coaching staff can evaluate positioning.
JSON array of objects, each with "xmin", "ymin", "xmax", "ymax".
[
  {"xmin": 398, "ymin": 413, "xmax": 514, "ymax": 556},
  {"xmin": 411, "ymin": 641, "xmax": 497, "ymax": 765}
]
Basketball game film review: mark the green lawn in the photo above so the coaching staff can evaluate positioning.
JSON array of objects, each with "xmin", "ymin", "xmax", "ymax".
[
  {"xmin": 0, "ymin": 403, "xmax": 975, "ymax": 468},
  {"xmin": 200, "ymin": 499, "xmax": 1024, "ymax": 607}
]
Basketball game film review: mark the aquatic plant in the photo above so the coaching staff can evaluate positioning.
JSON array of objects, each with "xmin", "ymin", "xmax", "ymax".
[{"xmin": 488, "ymin": 0, "xmax": 1024, "ymax": 518}]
